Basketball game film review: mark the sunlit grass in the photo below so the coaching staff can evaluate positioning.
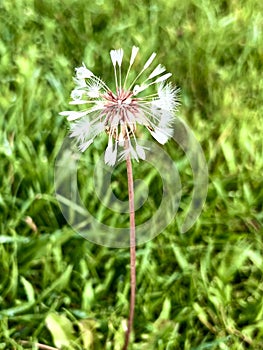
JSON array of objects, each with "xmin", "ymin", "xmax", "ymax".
[{"xmin": 0, "ymin": 0, "xmax": 263, "ymax": 349}]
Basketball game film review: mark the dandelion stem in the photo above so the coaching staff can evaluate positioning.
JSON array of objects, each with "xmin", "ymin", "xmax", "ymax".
[{"xmin": 123, "ymin": 147, "xmax": 136, "ymax": 350}]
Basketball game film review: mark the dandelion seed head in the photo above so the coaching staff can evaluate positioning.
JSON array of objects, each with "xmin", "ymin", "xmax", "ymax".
[{"xmin": 60, "ymin": 47, "xmax": 179, "ymax": 165}]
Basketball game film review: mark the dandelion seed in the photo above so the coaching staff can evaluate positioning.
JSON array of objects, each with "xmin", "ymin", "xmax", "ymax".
[
  {"xmin": 60, "ymin": 46, "xmax": 179, "ymax": 166},
  {"xmin": 147, "ymin": 64, "xmax": 166, "ymax": 80}
]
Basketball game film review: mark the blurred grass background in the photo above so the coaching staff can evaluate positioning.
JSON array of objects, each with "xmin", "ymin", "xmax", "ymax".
[{"xmin": 0, "ymin": 0, "xmax": 263, "ymax": 349}]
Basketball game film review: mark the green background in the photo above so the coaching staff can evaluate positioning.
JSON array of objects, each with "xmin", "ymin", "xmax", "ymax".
[{"xmin": 0, "ymin": 0, "xmax": 263, "ymax": 349}]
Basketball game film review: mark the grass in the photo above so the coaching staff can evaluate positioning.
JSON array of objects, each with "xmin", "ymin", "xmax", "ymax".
[{"xmin": 0, "ymin": 0, "xmax": 263, "ymax": 349}]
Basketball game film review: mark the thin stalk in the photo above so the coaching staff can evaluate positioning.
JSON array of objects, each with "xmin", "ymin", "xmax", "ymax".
[{"xmin": 122, "ymin": 151, "xmax": 136, "ymax": 350}]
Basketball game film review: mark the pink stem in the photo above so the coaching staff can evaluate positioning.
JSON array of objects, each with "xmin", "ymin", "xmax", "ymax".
[{"xmin": 122, "ymin": 152, "xmax": 136, "ymax": 350}]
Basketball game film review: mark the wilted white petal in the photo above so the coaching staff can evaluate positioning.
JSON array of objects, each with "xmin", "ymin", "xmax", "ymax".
[
  {"xmin": 123, "ymin": 143, "xmax": 139, "ymax": 161},
  {"xmin": 75, "ymin": 64, "xmax": 94, "ymax": 79},
  {"xmin": 59, "ymin": 111, "xmax": 73, "ymax": 116},
  {"xmin": 159, "ymin": 112, "xmax": 174, "ymax": 128},
  {"xmin": 149, "ymin": 129, "xmax": 169, "ymax": 144},
  {"xmin": 130, "ymin": 145, "xmax": 139, "ymax": 161},
  {"xmin": 152, "ymin": 98, "xmax": 171, "ymax": 112},
  {"xmin": 158, "ymin": 82, "xmax": 174, "ymax": 96},
  {"xmin": 116, "ymin": 49, "xmax": 124, "ymax": 66},
  {"xmin": 130, "ymin": 46, "xmax": 139, "ymax": 65},
  {"xmin": 143, "ymin": 52, "xmax": 156, "ymax": 70},
  {"xmin": 155, "ymin": 73, "xmax": 172, "ymax": 83},
  {"xmin": 71, "ymin": 89, "xmax": 85, "ymax": 100},
  {"xmin": 110, "ymin": 50, "xmax": 117, "ymax": 66},
  {"xmin": 133, "ymin": 85, "xmax": 140, "ymax": 94},
  {"xmin": 69, "ymin": 100, "xmax": 89, "ymax": 105},
  {"xmin": 110, "ymin": 49, "xmax": 124, "ymax": 67},
  {"xmin": 134, "ymin": 110, "xmax": 148, "ymax": 125},
  {"xmin": 59, "ymin": 110, "xmax": 87, "ymax": 121},
  {"xmin": 69, "ymin": 104, "xmax": 103, "ymax": 118},
  {"xmin": 164, "ymin": 126, "xmax": 174, "ymax": 136},
  {"xmin": 155, "ymin": 83, "xmax": 179, "ymax": 112},
  {"xmin": 73, "ymin": 78, "xmax": 87, "ymax": 88},
  {"xmin": 118, "ymin": 132, "xmax": 125, "ymax": 146},
  {"xmin": 147, "ymin": 64, "xmax": 166, "ymax": 80},
  {"xmin": 119, "ymin": 144, "xmax": 138, "ymax": 162},
  {"xmin": 105, "ymin": 148, "xmax": 117, "ymax": 166},
  {"xmin": 105, "ymin": 138, "xmax": 118, "ymax": 166},
  {"xmin": 133, "ymin": 84, "xmax": 147, "ymax": 95},
  {"xmin": 70, "ymin": 119, "xmax": 90, "ymax": 142},
  {"xmin": 151, "ymin": 99, "xmax": 163, "ymax": 109},
  {"xmin": 79, "ymin": 139, "xmax": 94, "ymax": 152},
  {"xmin": 93, "ymin": 121, "xmax": 105, "ymax": 135},
  {"xmin": 118, "ymin": 149, "xmax": 128, "ymax": 161},
  {"xmin": 87, "ymin": 83, "xmax": 101, "ymax": 98},
  {"xmin": 136, "ymin": 145, "xmax": 146, "ymax": 160},
  {"xmin": 67, "ymin": 111, "xmax": 88, "ymax": 121},
  {"xmin": 87, "ymin": 91, "xmax": 99, "ymax": 98}
]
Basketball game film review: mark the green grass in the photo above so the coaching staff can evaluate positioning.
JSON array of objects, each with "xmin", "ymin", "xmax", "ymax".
[{"xmin": 1, "ymin": 0, "xmax": 263, "ymax": 349}]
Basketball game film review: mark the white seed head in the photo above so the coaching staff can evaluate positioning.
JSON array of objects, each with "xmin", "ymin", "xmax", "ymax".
[{"xmin": 60, "ymin": 47, "xmax": 178, "ymax": 165}]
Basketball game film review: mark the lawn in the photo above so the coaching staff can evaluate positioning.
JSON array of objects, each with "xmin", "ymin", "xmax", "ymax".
[{"xmin": 0, "ymin": 0, "xmax": 263, "ymax": 349}]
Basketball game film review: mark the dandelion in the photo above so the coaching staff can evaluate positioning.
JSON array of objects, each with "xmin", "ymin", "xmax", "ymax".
[
  {"xmin": 60, "ymin": 47, "xmax": 179, "ymax": 350},
  {"xmin": 60, "ymin": 46, "xmax": 179, "ymax": 166}
]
